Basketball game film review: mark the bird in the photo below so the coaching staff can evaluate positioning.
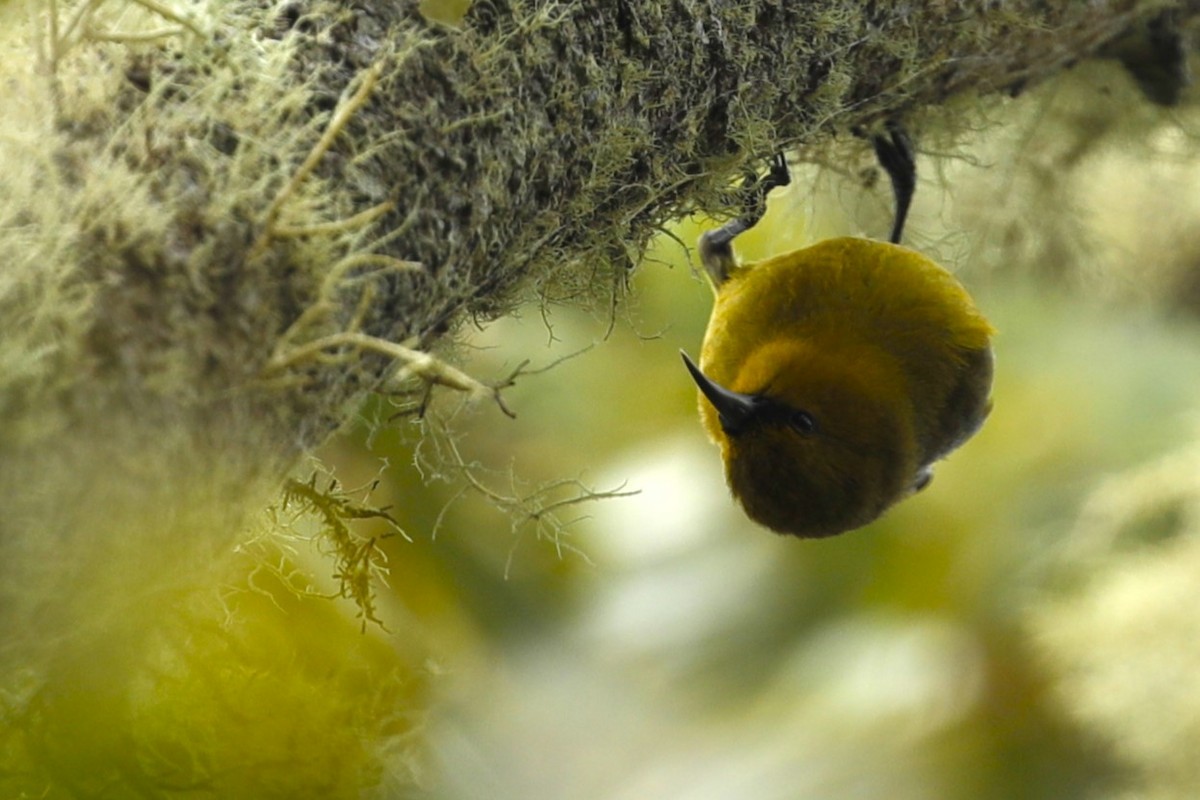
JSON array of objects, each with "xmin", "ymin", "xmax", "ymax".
[{"xmin": 681, "ymin": 128, "xmax": 995, "ymax": 538}]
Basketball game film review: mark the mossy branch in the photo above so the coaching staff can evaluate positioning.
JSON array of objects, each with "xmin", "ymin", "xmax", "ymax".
[
  {"xmin": 2, "ymin": 4, "xmax": 1197, "ymax": 788},
  {"xmin": 2, "ymin": 0, "xmax": 1197, "ymax": 594}
]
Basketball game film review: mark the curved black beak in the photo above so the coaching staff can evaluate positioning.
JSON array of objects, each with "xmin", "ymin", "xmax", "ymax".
[{"xmin": 680, "ymin": 350, "xmax": 760, "ymax": 435}]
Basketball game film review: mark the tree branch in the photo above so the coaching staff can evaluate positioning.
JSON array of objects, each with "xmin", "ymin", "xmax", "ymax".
[
  {"xmin": 0, "ymin": 0, "xmax": 1194, "ymax": 620},
  {"xmin": 5, "ymin": 1, "xmax": 1194, "ymax": 460}
]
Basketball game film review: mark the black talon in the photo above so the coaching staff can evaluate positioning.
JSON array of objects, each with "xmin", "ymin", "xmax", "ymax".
[
  {"xmin": 732, "ymin": 152, "xmax": 792, "ymax": 233},
  {"xmin": 871, "ymin": 123, "xmax": 915, "ymax": 245},
  {"xmin": 762, "ymin": 152, "xmax": 791, "ymax": 198}
]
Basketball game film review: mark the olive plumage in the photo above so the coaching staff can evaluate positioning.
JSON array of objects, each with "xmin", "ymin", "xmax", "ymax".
[
  {"xmin": 685, "ymin": 237, "xmax": 993, "ymax": 537},
  {"xmin": 683, "ymin": 135, "xmax": 994, "ymax": 537}
]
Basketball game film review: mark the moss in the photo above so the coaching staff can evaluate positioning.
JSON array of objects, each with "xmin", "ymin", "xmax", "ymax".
[
  {"xmin": 1, "ymin": 1, "xmax": 1195, "ymax": 795},
  {"xmin": 1, "ymin": 0, "xmax": 1181, "ymax": 459},
  {"xmin": 279, "ymin": 473, "xmax": 404, "ymax": 630}
]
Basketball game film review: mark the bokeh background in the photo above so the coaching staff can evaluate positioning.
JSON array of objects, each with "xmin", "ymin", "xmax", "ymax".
[
  {"xmin": 6, "ymin": 10, "xmax": 1200, "ymax": 798},
  {"xmin": 312, "ymin": 58, "xmax": 1200, "ymax": 799}
]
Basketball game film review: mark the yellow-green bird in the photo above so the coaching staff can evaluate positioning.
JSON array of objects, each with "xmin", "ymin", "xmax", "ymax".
[{"xmin": 682, "ymin": 132, "xmax": 995, "ymax": 538}]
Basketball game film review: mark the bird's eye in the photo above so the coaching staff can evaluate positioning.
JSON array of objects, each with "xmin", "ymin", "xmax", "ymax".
[{"xmin": 789, "ymin": 410, "xmax": 817, "ymax": 434}]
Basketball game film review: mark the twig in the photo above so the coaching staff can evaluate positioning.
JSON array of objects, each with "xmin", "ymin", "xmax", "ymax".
[{"xmin": 266, "ymin": 331, "xmax": 518, "ymax": 418}]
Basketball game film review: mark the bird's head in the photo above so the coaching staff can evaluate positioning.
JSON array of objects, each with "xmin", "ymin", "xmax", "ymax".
[{"xmin": 682, "ymin": 339, "xmax": 918, "ymax": 537}]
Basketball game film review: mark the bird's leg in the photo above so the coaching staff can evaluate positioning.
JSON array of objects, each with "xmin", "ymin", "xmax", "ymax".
[
  {"xmin": 871, "ymin": 122, "xmax": 915, "ymax": 245},
  {"xmin": 699, "ymin": 153, "xmax": 791, "ymax": 285}
]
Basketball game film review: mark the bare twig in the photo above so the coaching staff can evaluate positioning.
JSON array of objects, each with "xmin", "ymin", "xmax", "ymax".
[{"xmin": 417, "ymin": 419, "xmax": 639, "ymax": 575}]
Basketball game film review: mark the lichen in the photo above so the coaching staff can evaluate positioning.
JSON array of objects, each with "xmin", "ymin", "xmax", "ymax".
[{"xmin": 1, "ymin": 1, "xmax": 1193, "ymax": 795}]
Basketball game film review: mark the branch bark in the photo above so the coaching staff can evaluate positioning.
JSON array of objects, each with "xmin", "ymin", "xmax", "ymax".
[
  {"xmin": 2, "ymin": 0, "xmax": 1192, "ymax": 459},
  {"xmin": 0, "ymin": 0, "xmax": 1195, "ymax": 615},
  {"xmin": 3, "ymin": 0, "xmax": 1199, "ymax": 790}
]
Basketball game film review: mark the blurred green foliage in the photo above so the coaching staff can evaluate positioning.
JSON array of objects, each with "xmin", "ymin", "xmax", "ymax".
[
  {"xmin": 334, "ymin": 58, "xmax": 1200, "ymax": 799},
  {"xmin": 8, "ymin": 30, "xmax": 1200, "ymax": 799}
]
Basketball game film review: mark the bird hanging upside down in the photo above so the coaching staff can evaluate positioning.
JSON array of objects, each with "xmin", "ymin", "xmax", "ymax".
[{"xmin": 682, "ymin": 129, "xmax": 995, "ymax": 538}]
